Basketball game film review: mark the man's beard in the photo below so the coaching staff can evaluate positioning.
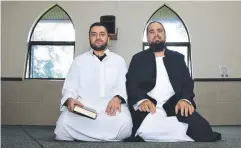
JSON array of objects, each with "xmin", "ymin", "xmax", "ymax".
[
  {"xmin": 149, "ymin": 41, "xmax": 166, "ymax": 52},
  {"xmin": 90, "ymin": 41, "xmax": 107, "ymax": 51}
]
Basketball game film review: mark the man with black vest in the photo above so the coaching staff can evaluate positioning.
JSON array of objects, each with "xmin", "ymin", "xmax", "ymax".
[{"xmin": 126, "ymin": 21, "xmax": 221, "ymax": 142}]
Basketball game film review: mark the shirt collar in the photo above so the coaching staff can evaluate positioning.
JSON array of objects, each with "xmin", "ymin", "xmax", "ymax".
[
  {"xmin": 89, "ymin": 48, "xmax": 111, "ymax": 57},
  {"xmin": 161, "ymin": 48, "xmax": 166, "ymax": 58}
]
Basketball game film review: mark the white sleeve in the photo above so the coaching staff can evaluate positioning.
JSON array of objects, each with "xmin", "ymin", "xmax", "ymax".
[
  {"xmin": 60, "ymin": 59, "xmax": 80, "ymax": 111},
  {"xmin": 133, "ymin": 99, "xmax": 149, "ymax": 111},
  {"xmin": 114, "ymin": 58, "xmax": 128, "ymax": 104},
  {"xmin": 180, "ymin": 99, "xmax": 192, "ymax": 105}
]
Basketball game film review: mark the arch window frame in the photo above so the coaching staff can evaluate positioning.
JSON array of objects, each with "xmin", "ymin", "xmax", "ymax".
[{"xmin": 25, "ymin": 4, "xmax": 75, "ymax": 80}]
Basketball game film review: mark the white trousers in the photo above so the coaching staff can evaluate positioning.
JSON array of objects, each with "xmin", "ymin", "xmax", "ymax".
[
  {"xmin": 136, "ymin": 107, "xmax": 194, "ymax": 142},
  {"xmin": 54, "ymin": 106, "xmax": 133, "ymax": 141}
]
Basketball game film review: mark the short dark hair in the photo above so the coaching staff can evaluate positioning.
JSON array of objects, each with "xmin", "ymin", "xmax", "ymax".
[
  {"xmin": 89, "ymin": 22, "xmax": 108, "ymax": 36},
  {"xmin": 146, "ymin": 21, "xmax": 166, "ymax": 35}
]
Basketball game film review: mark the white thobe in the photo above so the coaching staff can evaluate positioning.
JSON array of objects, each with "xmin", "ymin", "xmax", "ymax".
[
  {"xmin": 54, "ymin": 49, "xmax": 133, "ymax": 141},
  {"xmin": 134, "ymin": 56, "xmax": 194, "ymax": 142}
]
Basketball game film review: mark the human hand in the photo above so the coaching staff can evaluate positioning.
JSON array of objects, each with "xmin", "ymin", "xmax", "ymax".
[
  {"xmin": 138, "ymin": 100, "xmax": 156, "ymax": 113},
  {"xmin": 106, "ymin": 96, "xmax": 121, "ymax": 116},
  {"xmin": 175, "ymin": 100, "xmax": 194, "ymax": 117},
  {"xmin": 66, "ymin": 97, "xmax": 84, "ymax": 112}
]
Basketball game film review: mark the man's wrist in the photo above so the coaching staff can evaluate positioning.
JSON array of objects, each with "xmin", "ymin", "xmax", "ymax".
[
  {"xmin": 179, "ymin": 99, "xmax": 192, "ymax": 105},
  {"xmin": 64, "ymin": 97, "xmax": 73, "ymax": 106},
  {"xmin": 115, "ymin": 95, "xmax": 125, "ymax": 104}
]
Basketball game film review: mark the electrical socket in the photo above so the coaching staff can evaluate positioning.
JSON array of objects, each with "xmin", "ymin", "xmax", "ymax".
[{"xmin": 219, "ymin": 66, "xmax": 228, "ymax": 78}]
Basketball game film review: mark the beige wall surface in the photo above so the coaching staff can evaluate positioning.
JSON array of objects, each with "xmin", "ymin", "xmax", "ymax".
[
  {"xmin": 1, "ymin": 1, "xmax": 241, "ymax": 78},
  {"xmin": 1, "ymin": 80, "xmax": 241, "ymax": 125}
]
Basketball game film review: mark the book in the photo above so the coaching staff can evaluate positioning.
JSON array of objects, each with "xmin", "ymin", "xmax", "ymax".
[{"xmin": 73, "ymin": 105, "xmax": 97, "ymax": 120}]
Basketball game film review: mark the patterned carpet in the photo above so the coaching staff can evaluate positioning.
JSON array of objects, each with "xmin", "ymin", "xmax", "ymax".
[{"xmin": 1, "ymin": 125, "xmax": 241, "ymax": 148}]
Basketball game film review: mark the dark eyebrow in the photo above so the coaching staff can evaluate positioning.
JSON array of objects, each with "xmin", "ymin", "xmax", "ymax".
[
  {"xmin": 148, "ymin": 29, "xmax": 154, "ymax": 32},
  {"xmin": 157, "ymin": 28, "xmax": 163, "ymax": 31}
]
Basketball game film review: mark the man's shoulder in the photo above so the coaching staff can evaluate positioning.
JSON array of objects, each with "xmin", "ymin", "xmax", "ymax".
[
  {"xmin": 109, "ymin": 51, "xmax": 125, "ymax": 62},
  {"xmin": 132, "ymin": 49, "xmax": 150, "ymax": 59},
  {"xmin": 165, "ymin": 49, "xmax": 184, "ymax": 58},
  {"xmin": 74, "ymin": 51, "xmax": 91, "ymax": 61}
]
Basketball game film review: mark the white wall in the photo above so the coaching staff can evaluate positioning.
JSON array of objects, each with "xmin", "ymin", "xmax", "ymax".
[{"xmin": 1, "ymin": 1, "xmax": 241, "ymax": 78}]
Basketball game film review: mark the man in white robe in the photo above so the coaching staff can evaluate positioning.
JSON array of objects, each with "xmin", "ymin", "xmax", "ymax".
[
  {"xmin": 125, "ymin": 21, "xmax": 221, "ymax": 142},
  {"xmin": 54, "ymin": 22, "xmax": 133, "ymax": 141}
]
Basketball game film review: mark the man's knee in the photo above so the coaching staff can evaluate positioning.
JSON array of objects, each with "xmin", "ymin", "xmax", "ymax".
[
  {"xmin": 116, "ymin": 123, "xmax": 133, "ymax": 140},
  {"xmin": 54, "ymin": 113, "xmax": 74, "ymax": 141},
  {"xmin": 116, "ymin": 114, "xmax": 133, "ymax": 140},
  {"xmin": 176, "ymin": 110, "xmax": 221, "ymax": 141}
]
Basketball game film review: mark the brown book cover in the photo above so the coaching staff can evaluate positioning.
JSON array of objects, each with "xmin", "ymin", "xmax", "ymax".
[{"xmin": 73, "ymin": 105, "xmax": 97, "ymax": 120}]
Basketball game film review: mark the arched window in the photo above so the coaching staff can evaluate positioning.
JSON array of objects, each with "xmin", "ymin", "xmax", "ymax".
[
  {"xmin": 143, "ymin": 5, "xmax": 192, "ymax": 75},
  {"xmin": 25, "ymin": 5, "xmax": 75, "ymax": 79}
]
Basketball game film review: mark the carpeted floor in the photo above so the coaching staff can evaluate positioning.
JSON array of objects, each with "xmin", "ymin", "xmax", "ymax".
[{"xmin": 1, "ymin": 125, "xmax": 241, "ymax": 148}]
